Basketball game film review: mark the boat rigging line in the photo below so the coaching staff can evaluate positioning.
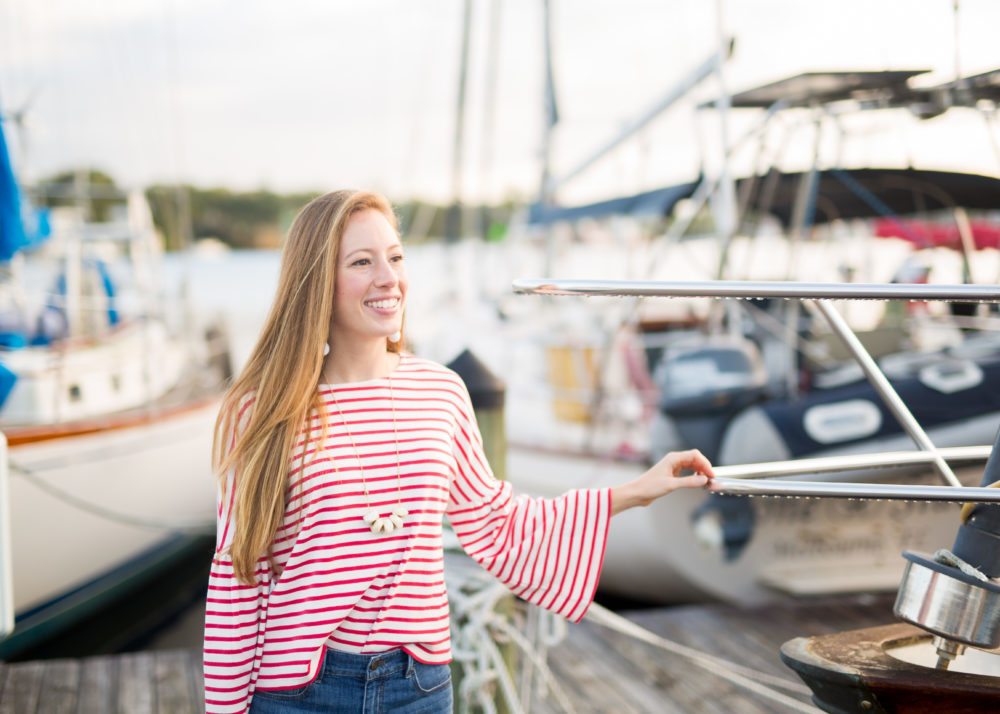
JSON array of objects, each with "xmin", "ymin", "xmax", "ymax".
[
  {"xmin": 8, "ymin": 458, "xmax": 213, "ymax": 533},
  {"xmin": 583, "ymin": 602, "xmax": 817, "ymax": 713}
]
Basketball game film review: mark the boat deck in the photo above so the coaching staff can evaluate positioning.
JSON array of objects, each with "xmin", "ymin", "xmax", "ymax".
[{"xmin": 0, "ymin": 592, "xmax": 903, "ymax": 713}]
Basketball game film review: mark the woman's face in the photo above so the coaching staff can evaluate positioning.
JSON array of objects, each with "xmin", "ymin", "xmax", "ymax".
[{"xmin": 329, "ymin": 209, "xmax": 407, "ymax": 347}]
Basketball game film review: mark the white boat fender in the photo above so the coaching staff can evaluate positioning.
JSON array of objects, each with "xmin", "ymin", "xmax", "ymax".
[
  {"xmin": 802, "ymin": 398, "xmax": 882, "ymax": 445},
  {"xmin": 918, "ymin": 360, "xmax": 983, "ymax": 394}
]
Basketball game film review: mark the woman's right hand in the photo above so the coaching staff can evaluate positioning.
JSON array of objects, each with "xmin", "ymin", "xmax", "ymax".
[{"xmin": 610, "ymin": 449, "xmax": 715, "ymax": 516}]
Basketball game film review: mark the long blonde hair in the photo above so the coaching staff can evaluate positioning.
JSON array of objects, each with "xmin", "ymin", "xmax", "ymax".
[{"xmin": 213, "ymin": 189, "xmax": 401, "ymax": 585}]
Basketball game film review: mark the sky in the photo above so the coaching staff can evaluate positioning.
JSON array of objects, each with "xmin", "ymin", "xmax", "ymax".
[{"xmin": 2, "ymin": 0, "xmax": 1000, "ymax": 205}]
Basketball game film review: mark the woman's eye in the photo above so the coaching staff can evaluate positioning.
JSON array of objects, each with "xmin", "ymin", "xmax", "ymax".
[
  {"xmin": 390, "ymin": 254, "xmax": 404, "ymax": 263},
  {"xmin": 350, "ymin": 258, "xmax": 371, "ymax": 267}
]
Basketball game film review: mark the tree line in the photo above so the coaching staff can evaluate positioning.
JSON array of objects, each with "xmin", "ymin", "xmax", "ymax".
[{"xmin": 30, "ymin": 169, "xmax": 516, "ymax": 251}]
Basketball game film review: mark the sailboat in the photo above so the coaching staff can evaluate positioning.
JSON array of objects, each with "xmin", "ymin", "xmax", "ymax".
[
  {"xmin": 0, "ymin": 101, "xmax": 230, "ymax": 659},
  {"xmin": 469, "ymin": 58, "xmax": 1000, "ymax": 604}
]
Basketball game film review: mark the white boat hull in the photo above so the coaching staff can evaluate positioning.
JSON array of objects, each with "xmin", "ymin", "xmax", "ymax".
[
  {"xmin": 507, "ymin": 443, "xmax": 980, "ymax": 605},
  {"xmin": 5, "ymin": 399, "xmax": 218, "ymax": 616}
]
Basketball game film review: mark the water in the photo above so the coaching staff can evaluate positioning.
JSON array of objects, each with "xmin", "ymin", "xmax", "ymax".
[{"xmin": 161, "ymin": 247, "xmax": 283, "ymax": 371}]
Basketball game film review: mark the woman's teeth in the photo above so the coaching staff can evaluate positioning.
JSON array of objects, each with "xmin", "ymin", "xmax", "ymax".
[{"xmin": 366, "ymin": 298, "xmax": 398, "ymax": 309}]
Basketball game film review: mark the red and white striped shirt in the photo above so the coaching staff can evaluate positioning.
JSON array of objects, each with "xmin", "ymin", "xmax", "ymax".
[{"xmin": 203, "ymin": 354, "xmax": 611, "ymax": 713}]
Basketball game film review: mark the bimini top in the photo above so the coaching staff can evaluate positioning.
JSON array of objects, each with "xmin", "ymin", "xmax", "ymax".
[
  {"xmin": 742, "ymin": 167, "xmax": 1000, "ymax": 227},
  {"xmin": 704, "ymin": 68, "xmax": 1000, "ymax": 116},
  {"xmin": 527, "ymin": 168, "xmax": 1000, "ymax": 228},
  {"xmin": 719, "ymin": 70, "xmax": 930, "ymax": 109}
]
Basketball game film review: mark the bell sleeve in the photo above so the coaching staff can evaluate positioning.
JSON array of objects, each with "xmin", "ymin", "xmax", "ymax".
[
  {"xmin": 203, "ymin": 403, "xmax": 272, "ymax": 714},
  {"xmin": 445, "ymin": 382, "xmax": 611, "ymax": 623}
]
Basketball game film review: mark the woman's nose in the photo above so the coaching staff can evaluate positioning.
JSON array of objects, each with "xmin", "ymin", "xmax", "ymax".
[{"xmin": 374, "ymin": 259, "xmax": 398, "ymax": 286}]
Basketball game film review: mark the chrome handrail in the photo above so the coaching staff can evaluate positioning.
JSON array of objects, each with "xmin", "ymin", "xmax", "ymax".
[
  {"xmin": 708, "ymin": 478, "xmax": 1000, "ymax": 503},
  {"xmin": 711, "ymin": 446, "xmax": 992, "ymax": 480},
  {"xmin": 513, "ymin": 278, "xmax": 1000, "ymax": 302}
]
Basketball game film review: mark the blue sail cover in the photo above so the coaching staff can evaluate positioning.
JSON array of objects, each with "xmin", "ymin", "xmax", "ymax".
[{"xmin": 0, "ymin": 108, "xmax": 27, "ymax": 262}]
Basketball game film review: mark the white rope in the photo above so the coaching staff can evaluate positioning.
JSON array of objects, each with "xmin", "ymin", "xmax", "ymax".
[
  {"xmin": 933, "ymin": 549, "xmax": 998, "ymax": 584},
  {"xmin": 489, "ymin": 613, "xmax": 577, "ymax": 713},
  {"xmin": 585, "ymin": 602, "xmax": 820, "ymax": 713},
  {"xmin": 446, "ymin": 561, "xmax": 577, "ymax": 713},
  {"xmin": 444, "ymin": 549, "xmax": 818, "ymax": 713},
  {"xmin": 449, "ymin": 580, "xmax": 528, "ymax": 714}
]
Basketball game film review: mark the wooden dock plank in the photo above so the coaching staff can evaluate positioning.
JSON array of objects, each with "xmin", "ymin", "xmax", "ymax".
[
  {"xmin": 188, "ymin": 648, "xmax": 205, "ymax": 711},
  {"xmin": 0, "ymin": 660, "xmax": 43, "ymax": 714},
  {"xmin": 36, "ymin": 659, "xmax": 81, "ymax": 714},
  {"xmin": 154, "ymin": 650, "xmax": 198, "ymax": 714},
  {"xmin": 116, "ymin": 652, "xmax": 155, "ymax": 714},
  {"xmin": 571, "ymin": 614, "xmax": 788, "ymax": 714},
  {"xmin": 618, "ymin": 609, "xmax": 798, "ymax": 712},
  {"xmin": 77, "ymin": 655, "xmax": 117, "ymax": 714},
  {"xmin": 548, "ymin": 618, "xmax": 684, "ymax": 713}
]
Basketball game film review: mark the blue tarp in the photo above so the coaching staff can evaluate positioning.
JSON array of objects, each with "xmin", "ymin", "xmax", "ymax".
[
  {"xmin": 0, "ymin": 361, "xmax": 15, "ymax": 408},
  {"xmin": 0, "ymin": 102, "xmax": 27, "ymax": 261},
  {"xmin": 0, "ymin": 97, "xmax": 49, "ymax": 261}
]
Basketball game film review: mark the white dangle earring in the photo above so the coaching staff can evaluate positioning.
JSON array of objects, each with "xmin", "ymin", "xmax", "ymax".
[
  {"xmin": 389, "ymin": 331, "xmax": 401, "ymax": 343},
  {"xmin": 323, "ymin": 343, "xmax": 331, "ymax": 356}
]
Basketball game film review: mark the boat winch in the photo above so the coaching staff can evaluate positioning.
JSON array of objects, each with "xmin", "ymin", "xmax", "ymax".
[
  {"xmin": 777, "ymin": 429, "xmax": 1000, "ymax": 712},
  {"xmin": 892, "ymin": 427, "xmax": 1000, "ymax": 665}
]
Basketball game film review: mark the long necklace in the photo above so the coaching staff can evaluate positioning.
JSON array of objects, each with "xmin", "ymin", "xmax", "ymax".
[{"xmin": 327, "ymin": 375, "xmax": 407, "ymax": 535}]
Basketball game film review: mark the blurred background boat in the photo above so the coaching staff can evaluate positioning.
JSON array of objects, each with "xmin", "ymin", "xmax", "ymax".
[
  {"xmin": 404, "ymin": 49, "xmax": 1000, "ymax": 605},
  {"xmin": 0, "ymin": 105, "xmax": 232, "ymax": 660}
]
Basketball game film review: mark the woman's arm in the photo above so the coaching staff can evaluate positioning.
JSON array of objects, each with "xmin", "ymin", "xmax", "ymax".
[{"xmin": 610, "ymin": 448, "xmax": 715, "ymax": 516}]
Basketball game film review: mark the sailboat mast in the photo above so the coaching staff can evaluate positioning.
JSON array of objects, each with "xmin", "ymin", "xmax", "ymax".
[
  {"xmin": 712, "ymin": 0, "xmax": 737, "ymax": 280},
  {"xmin": 448, "ymin": 0, "xmax": 474, "ymax": 243},
  {"xmin": 478, "ymin": 0, "xmax": 502, "ymax": 239},
  {"xmin": 539, "ymin": 0, "xmax": 558, "ymax": 275}
]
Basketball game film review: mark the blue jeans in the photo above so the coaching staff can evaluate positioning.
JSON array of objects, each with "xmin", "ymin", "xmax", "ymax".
[{"xmin": 248, "ymin": 647, "xmax": 453, "ymax": 713}]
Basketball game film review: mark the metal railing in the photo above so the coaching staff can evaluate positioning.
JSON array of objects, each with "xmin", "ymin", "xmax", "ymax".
[{"xmin": 514, "ymin": 278, "xmax": 1000, "ymax": 502}]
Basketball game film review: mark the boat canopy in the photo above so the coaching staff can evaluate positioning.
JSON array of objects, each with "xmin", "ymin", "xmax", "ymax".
[
  {"xmin": 528, "ymin": 179, "xmax": 700, "ymax": 226},
  {"xmin": 749, "ymin": 168, "xmax": 1000, "ymax": 227},
  {"xmin": 720, "ymin": 70, "xmax": 930, "ymax": 109},
  {"xmin": 528, "ymin": 168, "xmax": 1000, "ymax": 228},
  {"xmin": 705, "ymin": 67, "xmax": 1000, "ymax": 115}
]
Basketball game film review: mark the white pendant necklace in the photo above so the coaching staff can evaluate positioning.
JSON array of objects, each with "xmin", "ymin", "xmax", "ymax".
[{"xmin": 327, "ymin": 373, "xmax": 407, "ymax": 535}]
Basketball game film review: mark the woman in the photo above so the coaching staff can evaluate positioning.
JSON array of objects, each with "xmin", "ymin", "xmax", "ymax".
[{"xmin": 203, "ymin": 189, "xmax": 714, "ymax": 714}]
